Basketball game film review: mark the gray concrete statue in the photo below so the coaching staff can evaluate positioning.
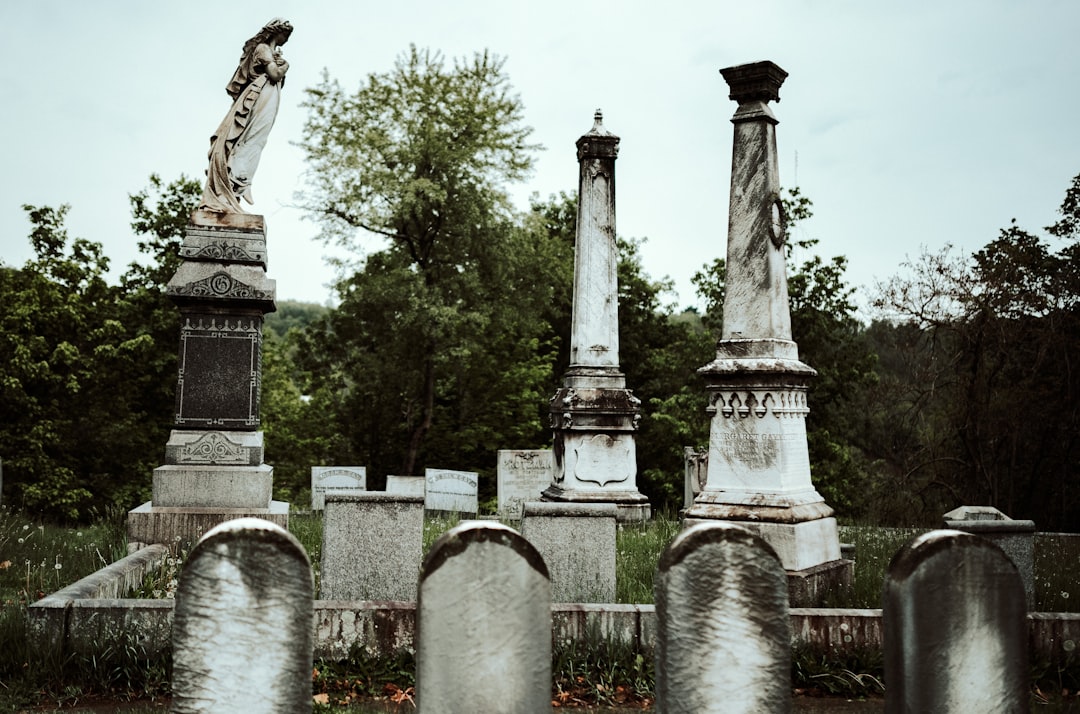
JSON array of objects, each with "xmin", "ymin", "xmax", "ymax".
[{"xmin": 199, "ymin": 18, "xmax": 293, "ymax": 214}]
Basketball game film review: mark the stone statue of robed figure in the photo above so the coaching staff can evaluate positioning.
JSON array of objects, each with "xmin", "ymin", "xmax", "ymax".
[{"xmin": 199, "ymin": 18, "xmax": 293, "ymax": 214}]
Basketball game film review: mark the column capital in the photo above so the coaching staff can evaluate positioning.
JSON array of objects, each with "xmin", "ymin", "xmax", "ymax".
[
  {"xmin": 720, "ymin": 61, "xmax": 788, "ymax": 104},
  {"xmin": 576, "ymin": 109, "xmax": 620, "ymax": 160}
]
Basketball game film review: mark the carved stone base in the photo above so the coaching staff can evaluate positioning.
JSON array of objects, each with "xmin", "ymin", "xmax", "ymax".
[
  {"xmin": 152, "ymin": 464, "xmax": 273, "ymax": 509},
  {"xmin": 541, "ymin": 484, "xmax": 651, "ymax": 522},
  {"xmin": 126, "ymin": 501, "xmax": 289, "ymax": 548},
  {"xmin": 683, "ymin": 515, "xmax": 841, "ymax": 571}
]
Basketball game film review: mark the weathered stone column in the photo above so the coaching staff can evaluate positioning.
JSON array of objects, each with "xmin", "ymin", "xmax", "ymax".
[
  {"xmin": 127, "ymin": 211, "xmax": 289, "ymax": 546},
  {"xmin": 543, "ymin": 111, "xmax": 650, "ymax": 521},
  {"xmin": 685, "ymin": 62, "xmax": 848, "ymax": 603}
]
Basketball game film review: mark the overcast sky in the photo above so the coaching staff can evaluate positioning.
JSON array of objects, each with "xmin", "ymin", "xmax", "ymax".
[{"xmin": 3, "ymin": 1, "xmax": 1078, "ymax": 313}]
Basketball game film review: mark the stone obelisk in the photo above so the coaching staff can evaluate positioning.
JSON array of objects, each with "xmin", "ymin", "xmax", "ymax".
[
  {"xmin": 685, "ymin": 62, "xmax": 849, "ymax": 602},
  {"xmin": 126, "ymin": 212, "xmax": 289, "ymax": 546},
  {"xmin": 542, "ymin": 111, "xmax": 650, "ymax": 522}
]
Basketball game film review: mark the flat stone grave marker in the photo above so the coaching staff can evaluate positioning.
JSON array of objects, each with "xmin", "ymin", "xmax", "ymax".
[
  {"xmin": 521, "ymin": 501, "xmax": 616, "ymax": 602},
  {"xmin": 424, "ymin": 468, "xmax": 478, "ymax": 516},
  {"xmin": 311, "ymin": 466, "xmax": 366, "ymax": 510},
  {"xmin": 321, "ymin": 492, "xmax": 425, "ymax": 601},
  {"xmin": 497, "ymin": 449, "xmax": 553, "ymax": 519},
  {"xmin": 172, "ymin": 517, "xmax": 313, "ymax": 713}
]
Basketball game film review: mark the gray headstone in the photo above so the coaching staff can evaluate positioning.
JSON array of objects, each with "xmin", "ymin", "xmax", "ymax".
[
  {"xmin": 943, "ymin": 505, "xmax": 1035, "ymax": 605},
  {"xmin": 321, "ymin": 492, "xmax": 425, "ymax": 601},
  {"xmin": 655, "ymin": 521, "xmax": 791, "ymax": 713},
  {"xmin": 310, "ymin": 466, "xmax": 367, "ymax": 510},
  {"xmin": 171, "ymin": 518, "xmax": 313, "ymax": 713},
  {"xmin": 683, "ymin": 447, "xmax": 707, "ymax": 509},
  {"xmin": 417, "ymin": 522, "xmax": 550, "ymax": 713},
  {"xmin": 386, "ymin": 474, "xmax": 425, "ymax": 497},
  {"xmin": 884, "ymin": 529, "xmax": 1028, "ymax": 713},
  {"xmin": 424, "ymin": 468, "xmax": 478, "ymax": 516},
  {"xmin": 497, "ymin": 450, "xmax": 553, "ymax": 519},
  {"xmin": 520, "ymin": 501, "xmax": 616, "ymax": 603}
]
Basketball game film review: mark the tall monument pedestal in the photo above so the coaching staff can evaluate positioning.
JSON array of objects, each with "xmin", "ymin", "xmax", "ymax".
[
  {"xmin": 542, "ymin": 113, "xmax": 651, "ymax": 523},
  {"xmin": 127, "ymin": 211, "xmax": 288, "ymax": 547},
  {"xmin": 686, "ymin": 63, "xmax": 849, "ymax": 605}
]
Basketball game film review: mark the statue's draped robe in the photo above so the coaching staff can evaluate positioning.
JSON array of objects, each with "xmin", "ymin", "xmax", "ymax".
[{"xmin": 199, "ymin": 43, "xmax": 282, "ymax": 213}]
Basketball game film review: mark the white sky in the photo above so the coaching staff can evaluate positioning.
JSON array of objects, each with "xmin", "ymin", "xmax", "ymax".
[{"xmin": 2, "ymin": 1, "xmax": 1078, "ymax": 312}]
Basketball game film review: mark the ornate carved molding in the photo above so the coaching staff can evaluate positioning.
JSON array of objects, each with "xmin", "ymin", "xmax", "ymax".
[
  {"xmin": 178, "ymin": 432, "xmax": 248, "ymax": 464},
  {"xmin": 710, "ymin": 390, "xmax": 808, "ymax": 420},
  {"xmin": 169, "ymin": 271, "xmax": 272, "ymax": 301}
]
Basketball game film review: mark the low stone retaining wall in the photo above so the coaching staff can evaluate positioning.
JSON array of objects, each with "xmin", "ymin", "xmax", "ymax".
[{"xmin": 27, "ymin": 545, "xmax": 1080, "ymax": 666}]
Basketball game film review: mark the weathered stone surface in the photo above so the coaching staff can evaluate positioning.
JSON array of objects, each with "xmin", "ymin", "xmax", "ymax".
[
  {"xmin": 320, "ymin": 492, "xmax": 424, "ymax": 601},
  {"xmin": 310, "ymin": 466, "xmax": 367, "ymax": 510},
  {"xmin": 179, "ymin": 226, "xmax": 267, "ymax": 267},
  {"xmin": 386, "ymin": 474, "xmax": 425, "ymax": 496},
  {"xmin": 497, "ymin": 450, "xmax": 553, "ymax": 519},
  {"xmin": 313, "ymin": 601, "xmax": 415, "ymax": 662},
  {"xmin": 569, "ymin": 111, "xmax": 621, "ymax": 370},
  {"xmin": 884, "ymin": 529, "xmax": 1028, "ymax": 713},
  {"xmin": 126, "ymin": 500, "xmax": 288, "ymax": 547},
  {"xmin": 944, "ymin": 505, "xmax": 1035, "ymax": 605},
  {"xmin": 544, "ymin": 111, "xmax": 650, "ymax": 521},
  {"xmin": 172, "ymin": 518, "xmax": 312, "ymax": 714},
  {"xmin": 197, "ymin": 19, "xmax": 293, "ymax": 215},
  {"xmin": 655, "ymin": 521, "xmax": 791, "ymax": 713},
  {"xmin": 189, "ymin": 208, "xmax": 266, "ymax": 231},
  {"xmin": 424, "ymin": 468, "xmax": 478, "ymax": 516},
  {"xmin": 152, "ymin": 464, "xmax": 272, "ymax": 509},
  {"xmin": 417, "ymin": 522, "xmax": 550, "ymax": 713},
  {"xmin": 683, "ymin": 517, "xmax": 841, "ymax": 572},
  {"xmin": 686, "ymin": 61, "xmax": 840, "ymax": 580},
  {"xmin": 521, "ymin": 501, "xmax": 616, "ymax": 603}
]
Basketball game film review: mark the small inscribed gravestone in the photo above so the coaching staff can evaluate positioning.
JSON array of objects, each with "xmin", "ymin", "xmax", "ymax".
[
  {"xmin": 683, "ymin": 447, "xmax": 708, "ymax": 509},
  {"xmin": 386, "ymin": 475, "xmax": 426, "ymax": 497},
  {"xmin": 655, "ymin": 521, "xmax": 790, "ymax": 713},
  {"xmin": 497, "ymin": 450, "xmax": 553, "ymax": 519},
  {"xmin": 884, "ymin": 530, "xmax": 1028, "ymax": 713},
  {"xmin": 417, "ymin": 522, "xmax": 551, "ymax": 713},
  {"xmin": 424, "ymin": 469, "xmax": 478, "ymax": 516},
  {"xmin": 311, "ymin": 466, "xmax": 366, "ymax": 510},
  {"xmin": 172, "ymin": 518, "xmax": 313, "ymax": 713}
]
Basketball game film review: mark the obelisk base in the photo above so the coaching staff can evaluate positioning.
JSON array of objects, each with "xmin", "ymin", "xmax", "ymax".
[
  {"xmin": 127, "ymin": 501, "xmax": 289, "ymax": 549},
  {"xmin": 542, "ymin": 483, "xmax": 651, "ymax": 523},
  {"xmin": 545, "ymin": 379, "xmax": 651, "ymax": 523}
]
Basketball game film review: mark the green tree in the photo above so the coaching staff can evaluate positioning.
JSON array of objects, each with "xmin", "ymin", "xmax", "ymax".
[
  {"xmin": 296, "ymin": 46, "xmax": 541, "ymax": 478},
  {"xmin": 870, "ymin": 173, "xmax": 1080, "ymax": 529},
  {"xmin": 0, "ymin": 176, "xmax": 199, "ymax": 520}
]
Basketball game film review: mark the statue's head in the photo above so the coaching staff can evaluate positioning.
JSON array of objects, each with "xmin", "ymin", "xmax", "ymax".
[{"xmin": 259, "ymin": 18, "xmax": 293, "ymax": 45}]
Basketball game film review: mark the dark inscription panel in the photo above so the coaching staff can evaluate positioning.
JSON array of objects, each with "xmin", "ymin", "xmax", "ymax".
[{"xmin": 175, "ymin": 314, "xmax": 262, "ymax": 429}]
